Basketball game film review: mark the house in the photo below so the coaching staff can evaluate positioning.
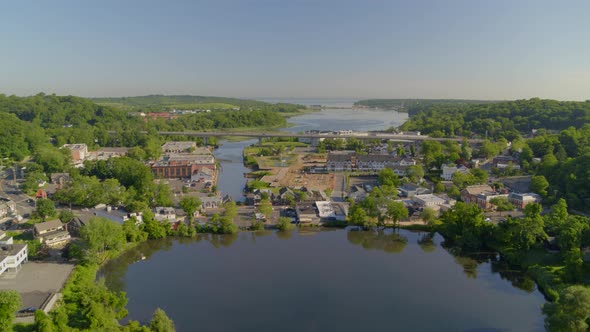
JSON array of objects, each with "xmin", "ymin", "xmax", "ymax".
[
  {"xmin": 50, "ymin": 173, "xmax": 71, "ymax": 189},
  {"xmin": 461, "ymin": 185, "xmax": 495, "ymax": 205},
  {"xmin": 493, "ymin": 156, "xmax": 521, "ymax": 170},
  {"xmin": 475, "ymin": 193, "xmax": 509, "ymax": 211},
  {"xmin": 272, "ymin": 187, "xmax": 295, "ymax": 205},
  {"xmin": 398, "ymin": 184, "xmax": 431, "ymax": 198},
  {"xmin": 347, "ymin": 185, "xmax": 367, "ymax": 202},
  {"xmin": 441, "ymin": 164, "xmax": 469, "ymax": 181},
  {"xmin": 67, "ymin": 216, "xmax": 90, "ymax": 237},
  {"xmin": 34, "ymin": 220, "xmax": 71, "ymax": 246},
  {"xmin": 191, "ymin": 167, "xmax": 215, "ymax": 183},
  {"xmin": 153, "ymin": 207, "xmax": 177, "ymax": 222},
  {"xmin": 0, "ymin": 232, "xmax": 28, "ymax": 276},
  {"xmin": 295, "ymin": 202, "xmax": 319, "ymax": 224},
  {"xmin": 0, "ymin": 198, "xmax": 16, "ymax": 219},
  {"xmin": 201, "ymin": 195, "xmax": 224, "ymax": 209},
  {"xmin": 412, "ymin": 194, "xmax": 447, "ymax": 207},
  {"xmin": 35, "ymin": 189, "xmax": 48, "ymax": 200},
  {"xmin": 61, "ymin": 144, "xmax": 89, "ymax": 162},
  {"xmin": 161, "ymin": 141, "xmax": 198, "ymax": 154},
  {"xmin": 508, "ymin": 192, "xmax": 542, "ymax": 210},
  {"xmin": 315, "ymin": 201, "xmax": 347, "ymax": 222},
  {"xmin": 356, "ymin": 155, "xmax": 399, "ymax": 171},
  {"xmin": 326, "ymin": 152, "xmax": 355, "ymax": 171}
]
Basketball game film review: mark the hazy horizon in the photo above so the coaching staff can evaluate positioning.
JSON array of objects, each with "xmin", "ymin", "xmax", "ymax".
[{"xmin": 1, "ymin": 0, "xmax": 589, "ymax": 101}]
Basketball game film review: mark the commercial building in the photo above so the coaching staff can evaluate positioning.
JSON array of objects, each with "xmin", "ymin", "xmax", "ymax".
[{"xmin": 61, "ymin": 144, "xmax": 88, "ymax": 162}]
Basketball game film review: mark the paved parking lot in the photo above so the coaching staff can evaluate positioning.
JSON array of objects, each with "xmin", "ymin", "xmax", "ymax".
[{"xmin": 0, "ymin": 262, "xmax": 74, "ymax": 310}]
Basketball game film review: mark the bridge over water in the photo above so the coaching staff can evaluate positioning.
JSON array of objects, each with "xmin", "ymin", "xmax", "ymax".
[{"xmin": 153, "ymin": 131, "xmax": 484, "ymax": 143}]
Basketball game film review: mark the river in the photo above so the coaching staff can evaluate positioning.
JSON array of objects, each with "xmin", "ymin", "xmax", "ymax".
[{"xmin": 100, "ymin": 229, "xmax": 545, "ymax": 331}]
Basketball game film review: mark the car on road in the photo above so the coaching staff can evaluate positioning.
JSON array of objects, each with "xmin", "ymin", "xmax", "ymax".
[{"xmin": 18, "ymin": 307, "xmax": 36, "ymax": 314}]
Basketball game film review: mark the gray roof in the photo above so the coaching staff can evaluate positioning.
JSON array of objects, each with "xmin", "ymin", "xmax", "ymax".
[{"xmin": 34, "ymin": 220, "xmax": 64, "ymax": 233}]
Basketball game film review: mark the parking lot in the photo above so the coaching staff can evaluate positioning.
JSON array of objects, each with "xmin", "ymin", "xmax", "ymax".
[{"xmin": 0, "ymin": 262, "xmax": 74, "ymax": 311}]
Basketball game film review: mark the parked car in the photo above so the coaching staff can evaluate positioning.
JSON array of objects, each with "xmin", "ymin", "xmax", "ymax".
[{"xmin": 18, "ymin": 307, "xmax": 36, "ymax": 314}]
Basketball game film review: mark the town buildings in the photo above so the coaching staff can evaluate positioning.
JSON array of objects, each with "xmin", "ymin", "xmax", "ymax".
[
  {"xmin": 0, "ymin": 231, "xmax": 27, "ymax": 276},
  {"xmin": 34, "ymin": 220, "xmax": 71, "ymax": 246}
]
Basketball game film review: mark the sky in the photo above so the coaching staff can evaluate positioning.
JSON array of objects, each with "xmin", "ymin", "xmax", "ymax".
[{"xmin": 0, "ymin": 0, "xmax": 589, "ymax": 100}]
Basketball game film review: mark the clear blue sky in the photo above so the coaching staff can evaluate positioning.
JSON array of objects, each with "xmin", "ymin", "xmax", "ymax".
[{"xmin": 1, "ymin": 0, "xmax": 589, "ymax": 100}]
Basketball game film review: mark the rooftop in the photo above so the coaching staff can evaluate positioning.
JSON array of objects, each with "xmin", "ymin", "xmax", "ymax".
[{"xmin": 34, "ymin": 220, "xmax": 64, "ymax": 233}]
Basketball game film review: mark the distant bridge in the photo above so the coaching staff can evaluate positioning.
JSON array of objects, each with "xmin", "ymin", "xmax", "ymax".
[
  {"xmin": 151, "ymin": 131, "xmax": 484, "ymax": 143},
  {"xmin": 107, "ymin": 130, "xmax": 483, "ymax": 143}
]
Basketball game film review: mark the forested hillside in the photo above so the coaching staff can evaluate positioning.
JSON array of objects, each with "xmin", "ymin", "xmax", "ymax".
[
  {"xmin": 399, "ymin": 98, "xmax": 590, "ymax": 139},
  {"xmin": 354, "ymin": 98, "xmax": 497, "ymax": 111},
  {"xmin": 0, "ymin": 93, "xmax": 300, "ymax": 160}
]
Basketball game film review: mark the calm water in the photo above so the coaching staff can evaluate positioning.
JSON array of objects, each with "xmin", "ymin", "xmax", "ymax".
[
  {"xmin": 101, "ymin": 229, "xmax": 545, "ymax": 332},
  {"xmin": 213, "ymin": 139, "xmax": 257, "ymax": 202}
]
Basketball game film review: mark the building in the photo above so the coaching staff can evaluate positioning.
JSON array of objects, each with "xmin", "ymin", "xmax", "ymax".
[
  {"xmin": 493, "ymin": 156, "xmax": 521, "ymax": 170},
  {"xmin": 356, "ymin": 155, "xmax": 399, "ymax": 171},
  {"xmin": 296, "ymin": 202, "xmax": 319, "ymax": 224},
  {"xmin": 475, "ymin": 193, "xmax": 509, "ymax": 211},
  {"xmin": 461, "ymin": 185, "xmax": 495, "ymax": 205},
  {"xmin": 191, "ymin": 167, "xmax": 215, "ymax": 183},
  {"xmin": 153, "ymin": 207, "xmax": 177, "ymax": 222},
  {"xmin": 398, "ymin": 184, "xmax": 431, "ymax": 198},
  {"xmin": 34, "ymin": 220, "xmax": 71, "ymax": 246},
  {"xmin": 441, "ymin": 164, "xmax": 469, "ymax": 181},
  {"xmin": 412, "ymin": 194, "xmax": 447, "ymax": 207},
  {"xmin": 161, "ymin": 141, "xmax": 198, "ymax": 154},
  {"xmin": 50, "ymin": 173, "xmax": 72, "ymax": 189},
  {"xmin": 86, "ymin": 147, "xmax": 129, "ymax": 161},
  {"xmin": 326, "ymin": 152, "xmax": 355, "ymax": 171},
  {"xmin": 508, "ymin": 192, "xmax": 542, "ymax": 210},
  {"xmin": 347, "ymin": 185, "xmax": 367, "ymax": 202},
  {"xmin": 0, "ymin": 198, "xmax": 16, "ymax": 219},
  {"xmin": 61, "ymin": 144, "xmax": 88, "ymax": 162},
  {"xmin": 0, "ymin": 232, "xmax": 28, "ymax": 276},
  {"xmin": 151, "ymin": 154, "xmax": 216, "ymax": 179},
  {"xmin": 315, "ymin": 201, "xmax": 347, "ymax": 222}
]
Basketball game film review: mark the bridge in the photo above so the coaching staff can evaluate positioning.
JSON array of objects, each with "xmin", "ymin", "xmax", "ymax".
[{"xmin": 153, "ymin": 131, "xmax": 484, "ymax": 143}]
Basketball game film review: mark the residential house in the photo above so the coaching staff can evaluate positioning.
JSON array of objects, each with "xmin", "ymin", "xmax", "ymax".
[
  {"xmin": 67, "ymin": 216, "xmax": 90, "ymax": 237},
  {"xmin": 461, "ymin": 185, "xmax": 495, "ymax": 205},
  {"xmin": 0, "ymin": 232, "xmax": 27, "ymax": 276},
  {"xmin": 296, "ymin": 202, "xmax": 319, "ymax": 224},
  {"xmin": 356, "ymin": 155, "xmax": 398, "ymax": 171},
  {"xmin": 161, "ymin": 141, "xmax": 198, "ymax": 154},
  {"xmin": 0, "ymin": 198, "xmax": 16, "ymax": 219},
  {"xmin": 201, "ymin": 195, "xmax": 224, "ymax": 209},
  {"xmin": 35, "ymin": 189, "xmax": 48, "ymax": 199},
  {"xmin": 441, "ymin": 164, "xmax": 469, "ymax": 181},
  {"xmin": 398, "ymin": 184, "xmax": 431, "ymax": 198},
  {"xmin": 412, "ymin": 194, "xmax": 447, "ymax": 207},
  {"xmin": 326, "ymin": 152, "xmax": 355, "ymax": 171},
  {"xmin": 153, "ymin": 207, "xmax": 177, "ymax": 222},
  {"xmin": 475, "ymin": 193, "xmax": 509, "ymax": 211},
  {"xmin": 493, "ymin": 156, "xmax": 521, "ymax": 170},
  {"xmin": 508, "ymin": 192, "xmax": 542, "ymax": 210},
  {"xmin": 61, "ymin": 144, "xmax": 88, "ymax": 162},
  {"xmin": 272, "ymin": 187, "xmax": 295, "ymax": 205},
  {"xmin": 50, "ymin": 173, "xmax": 71, "ymax": 189},
  {"xmin": 347, "ymin": 185, "xmax": 367, "ymax": 202},
  {"xmin": 34, "ymin": 220, "xmax": 71, "ymax": 246}
]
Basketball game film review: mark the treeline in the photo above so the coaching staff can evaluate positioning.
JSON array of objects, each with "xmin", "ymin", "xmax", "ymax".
[
  {"xmin": 354, "ymin": 98, "xmax": 497, "ymax": 111},
  {"xmin": 92, "ymin": 94, "xmax": 305, "ymax": 113},
  {"xmin": 0, "ymin": 93, "xmax": 301, "ymax": 161},
  {"xmin": 400, "ymin": 98, "xmax": 590, "ymax": 139}
]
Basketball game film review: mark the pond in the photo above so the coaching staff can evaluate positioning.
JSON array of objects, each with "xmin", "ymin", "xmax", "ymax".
[{"xmin": 100, "ymin": 229, "xmax": 545, "ymax": 332}]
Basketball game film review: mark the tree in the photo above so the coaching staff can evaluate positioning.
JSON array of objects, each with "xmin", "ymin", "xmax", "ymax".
[
  {"xmin": 348, "ymin": 204, "xmax": 376, "ymax": 229},
  {"xmin": 179, "ymin": 196, "xmax": 201, "ymax": 222},
  {"xmin": 0, "ymin": 290, "xmax": 21, "ymax": 332},
  {"xmin": 439, "ymin": 202, "xmax": 491, "ymax": 249},
  {"xmin": 58, "ymin": 209, "xmax": 75, "ymax": 224},
  {"xmin": 489, "ymin": 197, "xmax": 514, "ymax": 211},
  {"xmin": 386, "ymin": 201, "xmax": 408, "ymax": 227},
  {"xmin": 80, "ymin": 217, "xmax": 126, "ymax": 264},
  {"xmin": 34, "ymin": 309, "xmax": 54, "ymax": 332},
  {"xmin": 530, "ymin": 175, "xmax": 549, "ymax": 198},
  {"xmin": 543, "ymin": 286, "xmax": 590, "ymax": 332},
  {"xmin": 258, "ymin": 199, "xmax": 273, "ymax": 221},
  {"xmin": 223, "ymin": 201, "xmax": 238, "ymax": 220},
  {"xmin": 405, "ymin": 165, "xmax": 424, "ymax": 183},
  {"xmin": 150, "ymin": 308, "xmax": 175, "ymax": 332},
  {"xmin": 377, "ymin": 168, "xmax": 400, "ymax": 187},
  {"xmin": 35, "ymin": 198, "xmax": 56, "ymax": 221},
  {"xmin": 420, "ymin": 208, "xmax": 438, "ymax": 226},
  {"xmin": 277, "ymin": 216, "xmax": 295, "ymax": 231},
  {"xmin": 545, "ymin": 198, "xmax": 568, "ymax": 234}
]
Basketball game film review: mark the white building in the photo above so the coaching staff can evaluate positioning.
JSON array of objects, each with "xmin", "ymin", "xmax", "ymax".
[
  {"xmin": 0, "ymin": 231, "xmax": 28, "ymax": 276},
  {"xmin": 412, "ymin": 194, "xmax": 447, "ymax": 207},
  {"xmin": 441, "ymin": 164, "xmax": 469, "ymax": 181}
]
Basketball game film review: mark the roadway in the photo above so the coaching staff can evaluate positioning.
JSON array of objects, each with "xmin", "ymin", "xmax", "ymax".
[{"xmin": 153, "ymin": 131, "xmax": 484, "ymax": 143}]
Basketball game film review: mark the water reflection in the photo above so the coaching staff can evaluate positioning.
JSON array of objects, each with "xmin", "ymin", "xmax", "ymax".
[
  {"xmin": 347, "ymin": 228, "xmax": 408, "ymax": 254},
  {"xmin": 417, "ymin": 233, "xmax": 437, "ymax": 253}
]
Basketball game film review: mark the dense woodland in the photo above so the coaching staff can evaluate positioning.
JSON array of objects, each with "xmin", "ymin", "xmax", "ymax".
[
  {"xmin": 354, "ymin": 98, "xmax": 497, "ymax": 111},
  {"xmin": 0, "ymin": 93, "xmax": 299, "ymax": 161}
]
